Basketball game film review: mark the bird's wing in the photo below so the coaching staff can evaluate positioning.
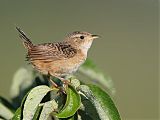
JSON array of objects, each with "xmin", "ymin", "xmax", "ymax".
[{"xmin": 27, "ymin": 42, "xmax": 77, "ymax": 62}]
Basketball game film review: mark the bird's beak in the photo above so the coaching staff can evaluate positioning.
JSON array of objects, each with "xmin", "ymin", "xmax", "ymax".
[{"xmin": 92, "ymin": 34, "xmax": 100, "ymax": 39}]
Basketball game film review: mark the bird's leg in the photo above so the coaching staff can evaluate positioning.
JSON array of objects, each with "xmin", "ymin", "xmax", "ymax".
[
  {"xmin": 47, "ymin": 73, "xmax": 58, "ymax": 88},
  {"xmin": 47, "ymin": 73, "xmax": 70, "ymax": 94},
  {"xmin": 52, "ymin": 75, "xmax": 71, "ymax": 94},
  {"xmin": 54, "ymin": 76, "xmax": 70, "ymax": 85}
]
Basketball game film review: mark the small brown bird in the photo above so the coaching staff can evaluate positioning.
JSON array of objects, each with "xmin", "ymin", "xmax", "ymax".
[{"xmin": 16, "ymin": 27, "xmax": 99, "ymax": 86}]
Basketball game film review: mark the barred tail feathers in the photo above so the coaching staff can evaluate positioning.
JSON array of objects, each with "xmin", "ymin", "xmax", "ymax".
[{"xmin": 16, "ymin": 27, "xmax": 33, "ymax": 49}]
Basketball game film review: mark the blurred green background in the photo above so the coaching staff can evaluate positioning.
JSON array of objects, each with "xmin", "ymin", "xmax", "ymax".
[{"xmin": 0, "ymin": 0, "xmax": 158, "ymax": 120}]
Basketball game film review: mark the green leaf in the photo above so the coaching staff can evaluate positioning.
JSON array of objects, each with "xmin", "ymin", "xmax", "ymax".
[
  {"xmin": 0, "ymin": 97, "xmax": 14, "ymax": 120},
  {"xmin": 78, "ymin": 85, "xmax": 121, "ymax": 120},
  {"xmin": 56, "ymin": 85, "xmax": 81, "ymax": 118},
  {"xmin": 39, "ymin": 99, "xmax": 58, "ymax": 120},
  {"xmin": 23, "ymin": 85, "xmax": 52, "ymax": 120},
  {"xmin": 79, "ymin": 59, "xmax": 116, "ymax": 95},
  {"xmin": 12, "ymin": 107, "xmax": 21, "ymax": 120}
]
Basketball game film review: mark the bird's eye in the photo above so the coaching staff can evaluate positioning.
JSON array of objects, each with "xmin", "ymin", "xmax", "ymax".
[{"xmin": 80, "ymin": 36, "xmax": 84, "ymax": 39}]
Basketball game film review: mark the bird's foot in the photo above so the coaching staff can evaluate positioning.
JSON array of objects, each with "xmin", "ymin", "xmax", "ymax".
[
  {"xmin": 47, "ymin": 73, "xmax": 71, "ymax": 94},
  {"xmin": 53, "ymin": 76, "xmax": 70, "ymax": 85},
  {"xmin": 57, "ymin": 86, "xmax": 67, "ymax": 94},
  {"xmin": 49, "ymin": 77, "xmax": 58, "ymax": 88},
  {"xmin": 57, "ymin": 78, "xmax": 70, "ymax": 94},
  {"xmin": 49, "ymin": 78, "xmax": 67, "ymax": 94}
]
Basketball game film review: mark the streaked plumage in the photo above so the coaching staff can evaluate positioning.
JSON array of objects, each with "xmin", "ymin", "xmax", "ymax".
[{"xmin": 16, "ymin": 27, "xmax": 99, "ymax": 78}]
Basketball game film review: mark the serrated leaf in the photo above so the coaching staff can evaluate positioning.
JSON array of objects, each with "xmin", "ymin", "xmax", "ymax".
[
  {"xmin": 23, "ymin": 85, "xmax": 52, "ymax": 120},
  {"xmin": 56, "ymin": 85, "xmax": 81, "ymax": 118},
  {"xmin": 39, "ymin": 99, "xmax": 58, "ymax": 120},
  {"xmin": 79, "ymin": 85, "xmax": 121, "ymax": 120},
  {"xmin": 0, "ymin": 97, "xmax": 14, "ymax": 120},
  {"xmin": 79, "ymin": 59, "xmax": 116, "ymax": 95}
]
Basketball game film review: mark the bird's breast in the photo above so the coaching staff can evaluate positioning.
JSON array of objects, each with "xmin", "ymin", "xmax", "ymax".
[
  {"xmin": 53, "ymin": 50, "xmax": 86, "ymax": 76},
  {"xmin": 62, "ymin": 51, "xmax": 86, "ymax": 74}
]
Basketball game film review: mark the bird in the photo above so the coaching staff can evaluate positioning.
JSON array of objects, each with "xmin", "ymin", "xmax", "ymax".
[{"xmin": 16, "ymin": 27, "xmax": 99, "ymax": 87}]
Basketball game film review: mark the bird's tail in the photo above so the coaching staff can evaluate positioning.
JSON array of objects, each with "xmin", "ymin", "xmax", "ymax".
[{"xmin": 16, "ymin": 27, "xmax": 33, "ymax": 49}]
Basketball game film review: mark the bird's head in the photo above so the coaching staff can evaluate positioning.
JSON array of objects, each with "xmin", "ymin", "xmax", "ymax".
[{"xmin": 64, "ymin": 31, "xmax": 99, "ymax": 54}]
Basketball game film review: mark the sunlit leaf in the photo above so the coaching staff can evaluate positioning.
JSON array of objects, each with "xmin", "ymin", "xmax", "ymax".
[
  {"xmin": 12, "ymin": 90, "xmax": 31, "ymax": 120},
  {"xmin": 78, "ymin": 85, "xmax": 121, "ymax": 120},
  {"xmin": 39, "ymin": 99, "xmax": 58, "ymax": 120},
  {"xmin": 33, "ymin": 106, "xmax": 43, "ymax": 120},
  {"xmin": 56, "ymin": 85, "xmax": 81, "ymax": 118},
  {"xmin": 79, "ymin": 59, "xmax": 116, "ymax": 95},
  {"xmin": 70, "ymin": 77, "xmax": 80, "ymax": 88},
  {"xmin": 23, "ymin": 85, "xmax": 52, "ymax": 120}
]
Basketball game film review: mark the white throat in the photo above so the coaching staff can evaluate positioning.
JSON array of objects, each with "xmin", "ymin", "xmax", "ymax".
[{"xmin": 81, "ymin": 41, "xmax": 92, "ymax": 56}]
